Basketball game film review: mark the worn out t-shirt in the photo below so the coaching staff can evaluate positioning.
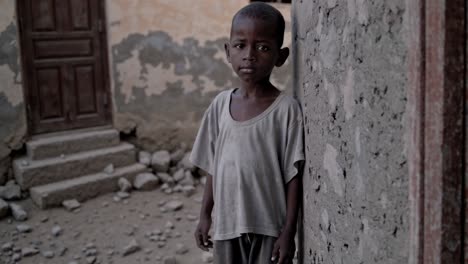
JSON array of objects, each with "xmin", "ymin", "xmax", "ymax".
[{"xmin": 190, "ymin": 89, "xmax": 304, "ymax": 240}]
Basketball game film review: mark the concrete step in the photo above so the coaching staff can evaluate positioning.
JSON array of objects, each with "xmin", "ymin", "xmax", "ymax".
[
  {"xmin": 30, "ymin": 163, "xmax": 149, "ymax": 209},
  {"xmin": 14, "ymin": 143, "xmax": 136, "ymax": 190},
  {"xmin": 27, "ymin": 128, "xmax": 120, "ymax": 160}
]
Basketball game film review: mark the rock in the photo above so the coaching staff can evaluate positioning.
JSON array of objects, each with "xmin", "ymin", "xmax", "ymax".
[
  {"xmin": 138, "ymin": 151, "xmax": 152, "ymax": 166},
  {"xmin": 0, "ymin": 198, "xmax": 9, "ymax": 219},
  {"xmin": 165, "ymin": 221, "xmax": 175, "ymax": 229},
  {"xmin": 62, "ymin": 199, "xmax": 81, "ymax": 211},
  {"xmin": 179, "ymin": 153, "xmax": 195, "ymax": 171},
  {"xmin": 42, "ymin": 250, "xmax": 54, "ymax": 258},
  {"xmin": 68, "ymin": 262, "xmax": 79, "ymax": 264},
  {"xmin": 86, "ymin": 256, "xmax": 97, "ymax": 264},
  {"xmin": 57, "ymin": 246, "xmax": 68, "ymax": 256},
  {"xmin": 202, "ymin": 252, "xmax": 214, "ymax": 263},
  {"xmin": 170, "ymin": 149, "xmax": 185, "ymax": 164},
  {"xmin": 21, "ymin": 247, "xmax": 39, "ymax": 257},
  {"xmin": 118, "ymin": 178, "xmax": 132, "ymax": 192},
  {"xmin": 151, "ymin": 150, "xmax": 171, "ymax": 172},
  {"xmin": 116, "ymin": 191, "xmax": 130, "ymax": 199},
  {"xmin": 122, "ymin": 239, "xmax": 141, "ymax": 256},
  {"xmin": 16, "ymin": 224, "xmax": 32, "ymax": 233},
  {"xmin": 0, "ymin": 183, "xmax": 21, "ymax": 200},
  {"xmin": 134, "ymin": 173, "xmax": 159, "ymax": 191},
  {"xmin": 182, "ymin": 186, "xmax": 196, "ymax": 197},
  {"xmin": 165, "ymin": 200, "xmax": 183, "ymax": 211},
  {"xmin": 103, "ymin": 164, "xmax": 114, "ymax": 174},
  {"xmin": 186, "ymin": 214, "xmax": 198, "ymax": 221},
  {"xmin": 51, "ymin": 225, "xmax": 62, "ymax": 236},
  {"xmin": 163, "ymin": 256, "xmax": 177, "ymax": 264},
  {"xmin": 10, "ymin": 203, "xmax": 27, "ymax": 221},
  {"xmin": 200, "ymin": 176, "xmax": 207, "ymax": 185},
  {"xmin": 157, "ymin": 173, "xmax": 175, "ymax": 184},
  {"xmin": 175, "ymin": 243, "xmax": 189, "ymax": 255},
  {"xmin": 2, "ymin": 242, "xmax": 13, "ymax": 252},
  {"xmin": 12, "ymin": 253, "xmax": 21, "ymax": 261},
  {"xmin": 173, "ymin": 185, "xmax": 182, "ymax": 193},
  {"xmin": 173, "ymin": 169, "xmax": 185, "ymax": 182},
  {"xmin": 180, "ymin": 171, "xmax": 195, "ymax": 186}
]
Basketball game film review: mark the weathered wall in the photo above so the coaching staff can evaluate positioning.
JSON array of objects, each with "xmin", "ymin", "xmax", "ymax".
[
  {"xmin": 292, "ymin": 0, "xmax": 408, "ymax": 263},
  {"xmin": 0, "ymin": 1, "xmax": 26, "ymax": 184},
  {"xmin": 107, "ymin": 0, "xmax": 292, "ymax": 150}
]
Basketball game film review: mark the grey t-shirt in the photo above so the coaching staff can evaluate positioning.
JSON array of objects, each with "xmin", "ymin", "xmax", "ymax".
[{"xmin": 190, "ymin": 89, "xmax": 304, "ymax": 240}]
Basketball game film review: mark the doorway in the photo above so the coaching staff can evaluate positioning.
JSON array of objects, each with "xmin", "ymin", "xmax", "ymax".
[{"xmin": 17, "ymin": 0, "xmax": 111, "ymax": 135}]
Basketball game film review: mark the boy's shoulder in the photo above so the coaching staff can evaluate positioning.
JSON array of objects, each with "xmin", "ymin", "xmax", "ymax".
[
  {"xmin": 277, "ymin": 93, "xmax": 302, "ymax": 113},
  {"xmin": 206, "ymin": 89, "xmax": 233, "ymax": 112}
]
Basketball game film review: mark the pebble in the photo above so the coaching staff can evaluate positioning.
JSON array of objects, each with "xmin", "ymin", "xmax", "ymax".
[
  {"xmin": 151, "ymin": 150, "xmax": 171, "ymax": 172},
  {"xmin": 62, "ymin": 199, "xmax": 81, "ymax": 211},
  {"xmin": 165, "ymin": 221, "xmax": 175, "ymax": 229},
  {"xmin": 103, "ymin": 164, "xmax": 114, "ymax": 174},
  {"xmin": 182, "ymin": 186, "xmax": 196, "ymax": 197},
  {"xmin": 40, "ymin": 216, "xmax": 49, "ymax": 222},
  {"xmin": 158, "ymin": 173, "xmax": 175, "ymax": 184},
  {"xmin": 21, "ymin": 247, "xmax": 39, "ymax": 257},
  {"xmin": 12, "ymin": 253, "xmax": 21, "ymax": 261},
  {"xmin": 42, "ymin": 250, "xmax": 54, "ymax": 258},
  {"xmin": 202, "ymin": 251, "xmax": 214, "ymax": 263},
  {"xmin": 2, "ymin": 242, "xmax": 13, "ymax": 252},
  {"xmin": 175, "ymin": 243, "xmax": 189, "ymax": 255},
  {"xmin": 134, "ymin": 173, "xmax": 160, "ymax": 191},
  {"xmin": 186, "ymin": 214, "xmax": 198, "ymax": 221},
  {"xmin": 16, "ymin": 224, "xmax": 32, "ymax": 233},
  {"xmin": 118, "ymin": 177, "xmax": 133, "ymax": 193},
  {"xmin": 0, "ymin": 183, "xmax": 21, "ymax": 200},
  {"xmin": 10, "ymin": 203, "xmax": 28, "ymax": 221},
  {"xmin": 138, "ymin": 151, "xmax": 152, "ymax": 166},
  {"xmin": 86, "ymin": 256, "xmax": 97, "ymax": 264},
  {"xmin": 163, "ymin": 256, "xmax": 177, "ymax": 264},
  {"xmin": 173, "ymin": 169, "xmax": 185, "ymax": 182},
  {"xmin": 51, "ymin": 225, "xmax": 62, "ymax": 237},
  {"xmin": 116, "ymin": 191, "xmax": 130, "ymax": 199},
  {"xmin": 165, "ymin": 200, "xmax": 183, "ymax": 211},
  {"xmin": 122, "ymin": 239, "xmax": 141, "ymax": 256}
]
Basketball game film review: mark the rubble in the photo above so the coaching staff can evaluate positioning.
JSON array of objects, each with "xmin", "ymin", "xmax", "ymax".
[
  {"xmin": 138, "ymin": 151, "xmax": 152, "ymax": 166},
  {"xmin": 103, "ymin": 164, "xmax": 114, "ymax": 174},
  {"xmin": 0, "ymin": 181, "xmax": 22, "ymax": 200},
  {"xmin": 0, "ymin": 198, "xmax": 9, "ymax": 219},
  {"xmin": 118, "ymin": 177, "xmax": 132, "ymax": 192},
  {"xmin": 21, "ymin": 247, "xmax": 39, "ymax": 257},
  {"xmin": 157, "ymin": 173, "xmax": 175, "ymax": 184},
  {"xmin": 51, "ymin": 225, "xmax": 62, "ymax": 236},
  {"xmin": 10, "ymin": 203, "xmax": 27, "ymax": 221},
  {"xmin": 175, "ymin": 243, "xmax": 189, "ymax": 255},
  {"xmin": 173, "ymin": 169, "xmax": 185, "ymax": 182},
  {"xmin": 151, "ymin": 151, "xmax": 171, "ymax": 172},
  {"xmin": 170, "ymin": 149, "xmax": 185, "ymax": 164},
  {"xmin": 16, "ymin": 224, "xmax": 32, "ymax": 233},
  {"xmin": 62, "ymin": 199, "xmax": 81, "ymax": 211},
  {"xmin": 165, "ymin": 200, "xmax": 183, "ymax": 211},
  {"xmin": 134, "ymin": 173, "xmax": 159, "ymax": 191},
  {"xmin": 178, "ymin": 153, "xmax": 195, "ymax": 171},
  {"xmin": 163, "ymin": 256, "xmax": 177, "ymax": 264},
  {"xmin": 122, "ymin": 239, "xmax": 141, "ymax": 256}
]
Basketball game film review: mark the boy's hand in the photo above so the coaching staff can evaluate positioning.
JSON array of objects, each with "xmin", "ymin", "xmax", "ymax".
[
  {"xmin": 194, "ymin": 215, "xmax": 213, "ymax": 251},
  {"xmin": 271, "ymin": 229, "xmax": 295, "ymax": 264}
]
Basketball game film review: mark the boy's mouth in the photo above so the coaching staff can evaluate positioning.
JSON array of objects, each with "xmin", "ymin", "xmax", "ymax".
[{"xmin": 239, "ymin": 67, "xmax": 255, "ymax": 73}]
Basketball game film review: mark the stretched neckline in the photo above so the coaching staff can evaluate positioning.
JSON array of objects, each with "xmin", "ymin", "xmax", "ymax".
[{"xmin": 226, "ymin": 88, "xmax": 285, "ymax": 126}]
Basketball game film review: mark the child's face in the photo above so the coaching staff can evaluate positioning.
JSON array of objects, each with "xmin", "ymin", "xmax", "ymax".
[{"xmin": 225, "ymin": 16, "xmax": 288, "ymax": 84}]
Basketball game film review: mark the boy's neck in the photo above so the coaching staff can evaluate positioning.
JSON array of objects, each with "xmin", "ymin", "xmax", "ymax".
[{"xmin": 238, "ymin": 80, "xmax": 280, "ymax": 98}]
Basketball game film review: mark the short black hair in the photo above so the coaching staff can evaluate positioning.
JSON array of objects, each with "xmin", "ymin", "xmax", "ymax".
[{"xmin": 232, "ymin": 2, "xmax": 286, "ymax": 47}]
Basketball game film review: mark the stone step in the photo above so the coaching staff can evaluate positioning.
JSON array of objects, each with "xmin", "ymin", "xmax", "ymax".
[
  {"xmin": 30, "ymin": 163, "xmax": 149, "ymax": 209},
  {"xmin": 27, "ymin": 128, "xmax": 120, "ymax": 160},
  {"xmin": 14, "ymin": 143, "xmax": 136, "ymax": 190}
]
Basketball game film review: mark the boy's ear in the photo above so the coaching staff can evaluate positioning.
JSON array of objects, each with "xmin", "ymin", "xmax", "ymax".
[
  {"xmin": 224, "ymin": 43, "xmax": 231, "ymax": 63},
  {"xmin": 275, "ymin": 47, "xmax": 289, "ymax": 67}
]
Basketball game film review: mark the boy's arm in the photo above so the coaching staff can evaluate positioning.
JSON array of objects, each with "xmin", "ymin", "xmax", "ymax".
[
  {"xmin": 272, "ymin": 175, "xmax": 301, "ymax": 264},
  {"xmin": 195, "ymin": 173, "xmax": 214, "ymax": 251}
]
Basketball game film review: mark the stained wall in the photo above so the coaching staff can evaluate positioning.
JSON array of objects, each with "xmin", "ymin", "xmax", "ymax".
[
  {"xmin": 0, "ymin": 1, "xmax": 26, "ymax": 185},
  {"xmin": 107, "ymin": 0, "xmax": 292, "ymax": 150},
  {"xmin": 292, "ymin": 0, "xmax": 409, "ymax": 263}
]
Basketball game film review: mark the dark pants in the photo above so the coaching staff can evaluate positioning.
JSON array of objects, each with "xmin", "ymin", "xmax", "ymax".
[{"xmin": 213, "ymin": 233, "xmax": 293, "ymax": 264}]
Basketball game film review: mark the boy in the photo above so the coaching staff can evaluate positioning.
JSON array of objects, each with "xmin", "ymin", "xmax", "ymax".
[{"xmin": 190, "ymin": 3, "xmax": 304, "ymax": 264}]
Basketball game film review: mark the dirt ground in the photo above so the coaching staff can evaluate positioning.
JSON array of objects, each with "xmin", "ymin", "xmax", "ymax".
[{"xmin": 0, "ymin": 186, "xmax": 209, "ymax": 264}]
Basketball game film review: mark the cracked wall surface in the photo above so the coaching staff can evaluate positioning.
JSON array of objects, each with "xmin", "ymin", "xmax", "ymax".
[
  {"xmin": 0, "ymin": 1, "xmax": 26, "ymax": 184},
  {"xmin": 107, "ymin": 0, "xmax": 292, "ymax": 150},
  {"xmin": 292, "ymin": 0, "xmax": 409, "ymax": 263}
]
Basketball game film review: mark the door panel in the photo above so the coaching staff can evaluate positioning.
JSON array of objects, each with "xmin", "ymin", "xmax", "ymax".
[{"xmin": 18, "ymin": 0, "xmax": 111, "ymax": 134}]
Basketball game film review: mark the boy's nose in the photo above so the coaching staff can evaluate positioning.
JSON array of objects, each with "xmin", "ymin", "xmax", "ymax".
[{"xmin": 243, "ymin": 47, "xmax": 256, "ymax": 61}]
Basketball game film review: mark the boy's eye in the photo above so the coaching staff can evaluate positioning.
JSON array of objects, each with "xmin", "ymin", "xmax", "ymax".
[
  {"xmin": 233, "ymin": 44, "xmax": 244, "ymax": 49},
  {"xmin": 257, "ymin": 45, "xmax": 270, "ymax": 51}
]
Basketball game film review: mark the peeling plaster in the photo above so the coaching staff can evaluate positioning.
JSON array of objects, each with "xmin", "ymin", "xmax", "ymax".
[
  {"xmin": 323, "ymin": 144, "xmax": 344, "ymax": 197},
  {"xmin": 324, "ymin": 77, "xmax": 337, "ymax": 111},
  {"xmin": 342, "ymin": 67, "xmax": 355, "ymax": 120}
]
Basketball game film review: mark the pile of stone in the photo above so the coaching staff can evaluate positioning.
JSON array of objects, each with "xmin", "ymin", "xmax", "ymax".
[
  {"xmin": 0, "ymin": 180, "xmax": 28, "ymax": 221},
  {"xmin": 131, "ymin": 148, "xmax": 206, "ymax": 197}
]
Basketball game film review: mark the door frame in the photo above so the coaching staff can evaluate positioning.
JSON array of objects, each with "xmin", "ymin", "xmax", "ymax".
[
  {"xmin": 16, "ymin": 0, "xmax": 113, "ymax": 136},
  {"xmin": 407, "ymin": 0, "xmax": 466, "ymax": 263}
]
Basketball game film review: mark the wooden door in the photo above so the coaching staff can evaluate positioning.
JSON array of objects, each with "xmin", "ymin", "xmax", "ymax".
[{"xmin": 17, "ymin": 0, "xmax": 111, "ymax": 135}]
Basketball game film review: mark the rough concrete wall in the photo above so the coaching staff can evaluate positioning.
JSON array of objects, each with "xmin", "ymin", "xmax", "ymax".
[
  {"xmin": 292, "ymin": 0, "xmax": 408, "ymax": 263},
  {"xmin": 0, "ymin": 1, "xmax": 26, "ymax": 184},
  {"xmin": 107, "ymin": 0, "xmax": 292, "ymax": 150}
]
